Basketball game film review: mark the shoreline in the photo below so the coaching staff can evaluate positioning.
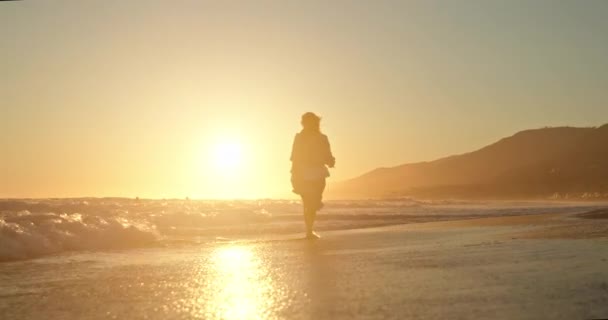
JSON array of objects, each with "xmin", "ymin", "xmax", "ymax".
[{"xmin": 1, "ymin": 207, "xmax": 607, "ymax": 319}]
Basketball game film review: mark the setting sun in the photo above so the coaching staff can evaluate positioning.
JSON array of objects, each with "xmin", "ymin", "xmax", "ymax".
[
  {"xmin": 199, "ymin": 137, "xmax": 257, "ymax": 199},
  {"xmin": 211, "ymin": 140, "xmax": 244, "ymax": 172}
]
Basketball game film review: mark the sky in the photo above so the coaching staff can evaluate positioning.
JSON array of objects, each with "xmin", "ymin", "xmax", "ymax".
[{"xmin": 1, "ymin": 0, "xmax": 608, "ymax": 199}]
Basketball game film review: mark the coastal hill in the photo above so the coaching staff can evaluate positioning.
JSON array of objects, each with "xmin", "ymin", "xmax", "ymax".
[{"xmin": 330, "ymin": 124, "xmax": 608, "ymax": 199}]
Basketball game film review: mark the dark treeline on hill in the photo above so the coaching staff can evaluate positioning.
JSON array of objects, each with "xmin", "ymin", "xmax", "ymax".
[{"xmin": 330, "ymin": 124, "xmax": 608, "ymax": 200}]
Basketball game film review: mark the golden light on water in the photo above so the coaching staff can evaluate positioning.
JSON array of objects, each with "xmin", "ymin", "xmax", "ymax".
[{"xmin": 206, "ymin": 245, "xmax": 275, "ymax": 319}]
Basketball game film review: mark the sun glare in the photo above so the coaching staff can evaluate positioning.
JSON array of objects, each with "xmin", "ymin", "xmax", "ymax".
[
  {"xmin": 203, "ymin": 246, "xmax": 274, "ymax": 319},
  {"xmin": 211, "ymin": 141, "xmax": 243, "ymax": 172},
  {"xmin": 197, "ymin": 135, "xmax": 261, "ymax": 199}
]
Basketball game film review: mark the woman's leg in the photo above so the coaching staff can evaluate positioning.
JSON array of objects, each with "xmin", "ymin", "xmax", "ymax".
[
  {"xmin": 304, "ymin": 205, "xmax": 316, "ymax": 236},
  {"xmin": 303, "ymin": 179, "xmax": 325, "ymax": 238}
]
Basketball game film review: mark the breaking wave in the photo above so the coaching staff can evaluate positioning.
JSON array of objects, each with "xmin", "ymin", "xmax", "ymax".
[
  {"xmin": 0, "ymin": 210, "xmax": 157, "ymax": 262},
  {"xmin": 0, "ymin": 198, "xmax": 603, "ymax": 261}
]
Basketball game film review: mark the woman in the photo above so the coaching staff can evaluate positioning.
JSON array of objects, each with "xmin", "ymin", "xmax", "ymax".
[{"xmin": 290, "ymin": 112, "xmax": 335, "ymax": 239}]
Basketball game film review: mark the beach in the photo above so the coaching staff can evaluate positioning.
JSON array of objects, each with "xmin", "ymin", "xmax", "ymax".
[
  {"xmin": 1, "ymin": 206, "xmax": 607, "ymax": 320},
  {"xmin": 5, "ymin": 1, "xmax": 608, "ymax": 318}
]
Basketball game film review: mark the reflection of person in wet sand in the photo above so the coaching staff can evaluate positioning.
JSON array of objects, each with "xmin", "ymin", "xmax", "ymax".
[{"xmin": 290, "ymin": 112, "xmax": 335, "ymax": 239}]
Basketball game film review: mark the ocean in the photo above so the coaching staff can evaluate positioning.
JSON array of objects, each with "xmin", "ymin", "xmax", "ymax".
[
  {"xmin": 1, "ymin": 199, "xmax": 607, "ymax": 319},
  {"xmin": 0, "ymin": 198, "xmax": 602, "ymax": 262}
]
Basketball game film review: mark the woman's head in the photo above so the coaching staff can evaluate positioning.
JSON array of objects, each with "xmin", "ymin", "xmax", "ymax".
[{"xmin": 301, "ymin": 112, "xmax": 321, "ymax": 131}]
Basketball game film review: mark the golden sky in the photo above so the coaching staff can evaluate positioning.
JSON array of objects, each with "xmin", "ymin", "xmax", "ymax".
[{"xmin": 2, "ymin": 1, "xmax": 608, "ymax": 199}]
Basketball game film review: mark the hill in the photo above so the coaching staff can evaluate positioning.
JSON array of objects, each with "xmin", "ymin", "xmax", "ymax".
[{"xmin": 330, "ymin": 124, "xmax": 608, "ymax": 199}]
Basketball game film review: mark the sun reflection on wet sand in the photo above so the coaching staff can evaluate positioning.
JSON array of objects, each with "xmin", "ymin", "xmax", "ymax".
[{"xmin": 205, "ymin": 245, "xmax": 274, "ymax": 319}]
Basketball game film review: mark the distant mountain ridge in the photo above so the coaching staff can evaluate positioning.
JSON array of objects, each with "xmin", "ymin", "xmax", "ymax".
[{"xmin": 330, "ymin": 124, "xmax": 608, "ymax": 199}]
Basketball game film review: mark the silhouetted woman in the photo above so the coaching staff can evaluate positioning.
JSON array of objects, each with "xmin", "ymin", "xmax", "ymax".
[{"xmin": 291, "ymin": 112, "xmax": 335, "ymax": 239}]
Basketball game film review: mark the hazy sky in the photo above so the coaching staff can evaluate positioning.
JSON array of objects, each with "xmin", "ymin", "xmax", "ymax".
[{"xmin": 2, "ymin": 0, "xmax": 608, "ymax": 199}]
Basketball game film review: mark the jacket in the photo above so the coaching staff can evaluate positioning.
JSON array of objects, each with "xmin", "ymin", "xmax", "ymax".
[{"xmin": 290, "ymin": 130, "xmax": 335, "ymax": 181}]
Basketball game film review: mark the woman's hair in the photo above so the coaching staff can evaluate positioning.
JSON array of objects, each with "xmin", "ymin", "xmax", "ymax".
[{"xmin": 301, "ymin": 112, "xmax": 321, "ymax": 131}]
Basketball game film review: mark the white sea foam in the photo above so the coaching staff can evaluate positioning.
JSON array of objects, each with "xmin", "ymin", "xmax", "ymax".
[
  {"xmin": 0, "ymin": 198, "xmax": 604, "ymax": 261},
  {"xmin": 0, "ymin": 210, "xmax": 157, "ymax": 262}
]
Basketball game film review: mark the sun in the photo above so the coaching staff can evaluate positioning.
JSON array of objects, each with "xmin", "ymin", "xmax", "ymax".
[
  {"xmin": 197, "ymin": 136, "xmax": 257, "ymax": 198},
  {"xmin": 210, "ymin": 140, "xmax": 244, "ymax": 172}
]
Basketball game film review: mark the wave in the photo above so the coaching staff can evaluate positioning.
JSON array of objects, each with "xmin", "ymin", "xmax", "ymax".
[
  {"xmin": 0, "ymin": 210, "xmax": 157, "ymax": 262},
  {"xmin": 0, "ymin": 198, "xmax": 603, "ymax": 262}
]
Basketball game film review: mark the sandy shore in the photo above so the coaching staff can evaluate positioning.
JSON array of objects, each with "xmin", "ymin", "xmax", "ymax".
[{"xmin": 1, "ymin": 210, "xmax": 607, "ymax": 319}]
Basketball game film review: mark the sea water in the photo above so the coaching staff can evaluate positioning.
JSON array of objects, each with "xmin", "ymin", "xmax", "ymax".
[
  {"xmin": 1, "ymin": 198, "xmax": 607, "ymax": 319},
  {"xmin": 0, "ymin": 198, "xmax": 602, "ymax": 262}
]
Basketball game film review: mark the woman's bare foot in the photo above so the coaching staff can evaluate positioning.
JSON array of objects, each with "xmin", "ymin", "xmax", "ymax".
[{"xmin": 306, "ymin": 231, "xmax": 321, "ymax": 240}]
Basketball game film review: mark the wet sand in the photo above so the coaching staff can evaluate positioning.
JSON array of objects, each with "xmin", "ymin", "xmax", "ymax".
[{"xmin": 1, "ymin": 210, "xmax": 607, "ymax": 319}]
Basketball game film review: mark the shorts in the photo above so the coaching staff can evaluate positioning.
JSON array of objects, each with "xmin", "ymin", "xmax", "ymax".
[{"xmin": 291, "ymin": 178, "xmax": 326, "ymax": 211}]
